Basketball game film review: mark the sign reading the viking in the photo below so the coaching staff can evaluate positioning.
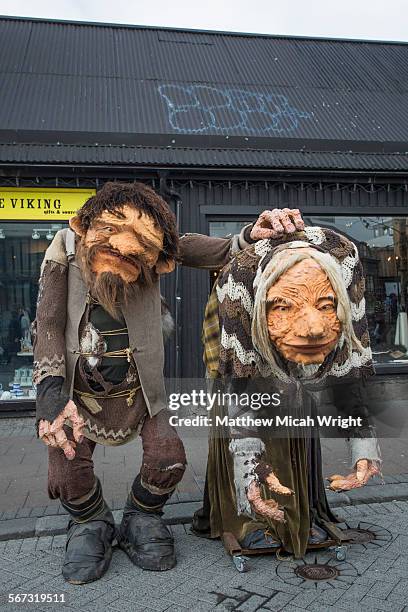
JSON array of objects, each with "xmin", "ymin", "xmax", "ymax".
[{"xmin": 0, "ymin": 188, "xmax": 96, "ymax": 220}]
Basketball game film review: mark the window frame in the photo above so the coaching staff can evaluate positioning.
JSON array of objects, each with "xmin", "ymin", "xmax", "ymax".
[{"xmin": 0, "ymin": 220, "xmax": 69, "ymax": 416}]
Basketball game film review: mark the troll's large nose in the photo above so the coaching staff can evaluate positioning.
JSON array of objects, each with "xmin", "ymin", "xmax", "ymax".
[
  {"xmin": 109, "ymin": 231, "xmax": 143, "ymax": 255},
  {"xmin": 292, "ymin": 306, "xmax": 326, "ymax": 339}
]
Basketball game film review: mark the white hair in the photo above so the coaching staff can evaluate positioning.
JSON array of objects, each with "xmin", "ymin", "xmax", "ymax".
[{"xmin": 251, "ymin": 245, "xmax": 365, "ymax": 378}]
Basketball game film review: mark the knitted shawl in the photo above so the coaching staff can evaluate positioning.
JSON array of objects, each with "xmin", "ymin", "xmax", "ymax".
[{"xmin": 204, "ymin": 227, "xmax": 374, "ymax": 386}]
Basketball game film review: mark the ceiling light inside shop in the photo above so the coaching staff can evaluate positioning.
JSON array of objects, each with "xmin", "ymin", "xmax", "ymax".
[
  {"xmin": 32, "ymin": 230, "xmax": 40, "ymax": 239},
  {"xmin": 0, "ymin": 229, "xmax": 5, "ymax": 239},
  {"xmin": 46, "ymin": 230, "xmax": 54, "ymax": 240}
]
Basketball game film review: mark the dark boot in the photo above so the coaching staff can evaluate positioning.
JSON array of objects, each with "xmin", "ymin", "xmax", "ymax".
[
  {"xmin": 118, "ymin": 493, "xmax": 175, "ymax": 571},
  {"xmin": 61, "ymin": 479, "xmax": 116, "ymax": 585},
  {"xmin": 62, "ymin": 505, "xmax": 115, "ymax": 585}
]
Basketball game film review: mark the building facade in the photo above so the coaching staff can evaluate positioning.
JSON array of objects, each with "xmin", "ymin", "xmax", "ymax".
[{"xmin": 0, "ymin": 17, "xmax": 407, "ymax": 413}]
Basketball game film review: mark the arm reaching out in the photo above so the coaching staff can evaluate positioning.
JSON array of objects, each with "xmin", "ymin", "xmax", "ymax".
[
  {"xmin": 328, "ymin": 357, "xmax": 382, "ymax": 492},
  {"xmin": 180, "ymin": 208, "xmax": 305, "ymax": 269}
]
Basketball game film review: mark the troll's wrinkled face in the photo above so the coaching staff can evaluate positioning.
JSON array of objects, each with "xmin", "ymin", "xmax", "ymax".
[
  {"xmin": 266, "ymin": 257, "xmax": 342, "ymax": 365},
  {"xmin": 71, "ymin": 204, "xmax": 174, "ymax": 284}
]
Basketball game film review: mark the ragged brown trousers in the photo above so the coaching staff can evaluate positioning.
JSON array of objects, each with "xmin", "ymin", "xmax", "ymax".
[{"xmin": 48, "ymin": 410, "xmax": 186, "ymax": 503}]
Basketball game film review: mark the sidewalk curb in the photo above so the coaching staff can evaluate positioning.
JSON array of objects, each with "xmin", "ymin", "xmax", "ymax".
[
  {"xmin": 0, "ymin": 500, "xmax": 204, "ymax": 542},
  {"xmin": 326, "ymin": 481, "xmax": 408, "ymax": 507},
  {"xmin": 1, "ymin": 479, "xmax": 408, "ymax": 542}
]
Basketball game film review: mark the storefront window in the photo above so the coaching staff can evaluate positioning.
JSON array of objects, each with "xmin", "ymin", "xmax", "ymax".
[
  {"xmin": 0, "ymin": 223, "xmax": 67, "ymax": 402},
  {"xmin": 209, "ymin": 216, "xmax": 408, "ymax": 366},
  {"xmin": 209, "ymin": 220, "xmax": 248, "ymax": 238}
]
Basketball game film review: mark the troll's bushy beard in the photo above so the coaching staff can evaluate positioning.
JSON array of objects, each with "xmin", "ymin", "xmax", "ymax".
[{"xmin": 77, "ymin": 241, "xmax": 156, "ymax": 321}]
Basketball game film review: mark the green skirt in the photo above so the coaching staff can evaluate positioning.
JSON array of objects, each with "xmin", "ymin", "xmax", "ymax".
[{"xmin": 194, "ymin": 403, "xmax": 338, "ymax": 558}]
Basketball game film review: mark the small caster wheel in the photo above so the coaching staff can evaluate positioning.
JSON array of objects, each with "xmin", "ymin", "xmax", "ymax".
[
  {"xmin": 335, "ymin": 546, "xmax": 347, "ymax": 561},
  {"xmin": 232, "ymin": 554, "xmax": 249, "ymax": 572}
]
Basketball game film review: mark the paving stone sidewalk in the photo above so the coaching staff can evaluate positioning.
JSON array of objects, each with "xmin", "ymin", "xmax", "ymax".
[
  {"xmin": 0, "ymin": 418, "xmax": 208, "ymax": 519},
  {"xmin": 0, "ymin": 500, "xmax": 407, "ymax": 612},
  {"xmin": 1, "ymin": 418, "xmax": 408, "ymax": 522}
]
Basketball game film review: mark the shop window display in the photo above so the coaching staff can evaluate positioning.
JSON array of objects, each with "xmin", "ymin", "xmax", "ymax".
[
  {"xmin": 210, "ymin": 215, "xmax": 408, "ymax": 365},
  {"xmin": 0, "ymin": 222, "xmax": 66, "ymax": 402}
]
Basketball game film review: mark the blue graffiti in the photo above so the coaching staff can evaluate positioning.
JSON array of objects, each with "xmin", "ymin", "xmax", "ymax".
[{"xmin": 158, "ymin": 84, "xmax": 311, "ymax": 135}]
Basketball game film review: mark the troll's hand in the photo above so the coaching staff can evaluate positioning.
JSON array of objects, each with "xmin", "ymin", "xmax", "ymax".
[
  {"xmin": 250, "ymin": 208, "xmax": 305, "ymax": 240},
  {"xmin": 39, "ymin": 400, "xmax": 85, "ymax": 460},
  {"xmin": 246, "ymin": 461, "xmax": 293, "ymax": 522},
  {"xmin": 328, "ymin": 459, "xmax": 380, "ymax": 491}
]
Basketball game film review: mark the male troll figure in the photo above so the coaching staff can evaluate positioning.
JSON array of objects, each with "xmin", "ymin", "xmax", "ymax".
[{"xmin": 33, "ymin": 181, "xmax": 304, "ymax": 584}]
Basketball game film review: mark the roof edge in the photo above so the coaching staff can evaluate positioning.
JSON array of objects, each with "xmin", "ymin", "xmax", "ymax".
[
  {"xmin": 2, "ymin": 130, "xmax": 408, "ymax": 154},
  {"xmin": 2, "ymin": 142, "xmax": 408, "ymax": 158},
  {"xmin": 0, "ymin": 14, "xmax": 407, "ymax": 46}
]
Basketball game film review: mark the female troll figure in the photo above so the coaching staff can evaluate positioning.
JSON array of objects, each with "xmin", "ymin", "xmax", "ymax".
[{"xmin": 193, "ymin": 226, "xmax": 381, "ymax": 557}]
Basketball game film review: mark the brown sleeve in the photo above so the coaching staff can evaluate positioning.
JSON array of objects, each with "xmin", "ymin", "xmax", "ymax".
[
  {"xmin": 35, "ymin": 376, "xmax": 69, "ymax": 430},
  {"xmin": 179, "ymin": 223, "xmax": 255, "ymax": 269},
  {"xmin": 33, "ymin": 260, "xmax": 68, "ymax": 386}
]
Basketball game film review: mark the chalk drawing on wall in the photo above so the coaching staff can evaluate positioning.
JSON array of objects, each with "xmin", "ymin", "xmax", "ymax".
[{"xmin": 158, "ymin": 84, "xmax": 312, "ymax": 135}]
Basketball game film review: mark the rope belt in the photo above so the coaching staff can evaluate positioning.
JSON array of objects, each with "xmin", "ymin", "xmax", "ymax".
[
  {"xmin": 74, "ymin": 385, "xmax": 142, "ymax": 407},
  {"xmin": 100, "ymin": 327, "xmax": 128, "ymax": 336},
  {"xmin": 74, "ymin": 347, "xmax": 133, "ymax": 362}
]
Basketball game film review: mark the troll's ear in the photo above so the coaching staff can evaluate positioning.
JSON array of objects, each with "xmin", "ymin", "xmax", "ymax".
[
  {"xmin": 155, "ymin": 258, "xmax": 176, "ymax": 275},
  {"xmin": 69, "ymin": 216, "xmax": 85, "ymax": 237}
]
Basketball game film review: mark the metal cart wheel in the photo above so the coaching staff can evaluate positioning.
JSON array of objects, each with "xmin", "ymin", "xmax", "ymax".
[
  {"xmin": 232, "ymin": 554, "xmax": 250, "ymax": 572},
  {"xmin": 334, "ymin": 545, "xmax": 347, "ymax": 561}
]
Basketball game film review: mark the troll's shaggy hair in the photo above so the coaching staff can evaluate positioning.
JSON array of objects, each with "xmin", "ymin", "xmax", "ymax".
[{"xmin": 76, "ymin": 181, "xmax": 179, "ymax": 264}]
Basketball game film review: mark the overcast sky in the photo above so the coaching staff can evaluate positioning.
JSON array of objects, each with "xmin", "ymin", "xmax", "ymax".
[{"xmin": 0, "ymin": 0, "xmax": 407, "ymax": 41}]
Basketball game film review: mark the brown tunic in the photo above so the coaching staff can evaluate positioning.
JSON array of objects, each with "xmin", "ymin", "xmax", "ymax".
[{"xmin": 73, "ymin": 300, "xmax": 147, "ymax": 445}]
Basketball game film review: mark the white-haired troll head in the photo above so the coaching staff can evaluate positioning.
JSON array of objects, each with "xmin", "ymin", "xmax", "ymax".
[{"xmin": 252, "ymin": 244, "xmax": 365, "ymax": 374}]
